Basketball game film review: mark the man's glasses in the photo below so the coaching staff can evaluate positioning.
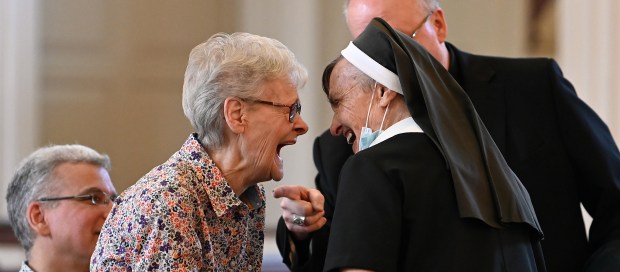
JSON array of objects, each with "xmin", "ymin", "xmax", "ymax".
[
  {"xmin": 37, "ymin": 191, "xmax": 117, "ymax": 206},
  {"xmin": 412, "ymin": 11, "xmax": 433, "ymax": 38},
  {"xmin": 249, "ymin": 99, "xmax": 302, "ymax": 123}
]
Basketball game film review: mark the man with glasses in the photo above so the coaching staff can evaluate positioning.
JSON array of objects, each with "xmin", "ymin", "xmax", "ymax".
[
  {"xmin": 275, "ymin": 0, "xmax": 620, "ymax": 271},
  {"xmin": 6, "ymin": 144, "xmax": 117, "ymax": 272}
]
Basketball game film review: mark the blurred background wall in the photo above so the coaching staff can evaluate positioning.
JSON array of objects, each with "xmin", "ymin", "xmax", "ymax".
[{"xmin": 1, "ymin": 0, "xmax": 619, "ymax": 270}]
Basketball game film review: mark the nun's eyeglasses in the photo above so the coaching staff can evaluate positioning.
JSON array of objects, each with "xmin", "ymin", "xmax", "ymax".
[
  {"xmin": 249, "ymin": 99, "xmax": 302, "ymax": 123},
  {"xmin": 37, "ymin": 191, "xmax": 117, "ymax": 206},
  {"xmin": 412, "ymin": 11, "xmax": 433, "ymax": 38}
]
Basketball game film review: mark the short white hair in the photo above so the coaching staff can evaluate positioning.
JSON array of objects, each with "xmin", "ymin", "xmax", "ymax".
[{"xmin": 182, "ymin": 32, "xmax": 308, "ymax": 149}]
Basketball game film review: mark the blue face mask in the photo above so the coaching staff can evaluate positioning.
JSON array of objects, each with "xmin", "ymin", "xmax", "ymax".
[
  {"xmin": 359, "ymin": 127, "xmax": 382, "ymax": 151},
  {"xmin": 358, "ymin": 88, "xmax": 390, "ymax": 152}
]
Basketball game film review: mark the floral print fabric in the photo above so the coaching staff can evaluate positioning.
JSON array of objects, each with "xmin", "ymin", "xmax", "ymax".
[
  {"xmin": 91, "ymin": 134, "xmax": 265, "ymax": 271},
  {"xmin": 19, "ymin": 262, "xmax": 34, "ymax": 272}
]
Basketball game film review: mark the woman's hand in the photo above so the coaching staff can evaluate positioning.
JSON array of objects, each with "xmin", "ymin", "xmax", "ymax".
[{"xmin": 273, "ymin": 185, "xmax": 327, "ymax": 240}]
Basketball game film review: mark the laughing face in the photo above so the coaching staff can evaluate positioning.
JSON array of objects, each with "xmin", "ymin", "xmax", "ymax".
[
  {"xmin": 242, "ymin": 77, "xmax": 308, "ymax": 181},
  {"xmin": 327, "ymin": 59, "xmax": 380, "ymax": 153}
]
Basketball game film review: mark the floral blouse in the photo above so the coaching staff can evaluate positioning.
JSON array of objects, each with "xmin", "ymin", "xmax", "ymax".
[
  {"xmin": 91, "ymin": 134, "xmax": 265, "ymax": 271},
  {"xmin": 19, "ymin": 262, "xmax": 34, "ymax": 272}
]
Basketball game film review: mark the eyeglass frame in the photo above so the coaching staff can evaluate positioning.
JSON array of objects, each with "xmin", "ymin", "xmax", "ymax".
[
  {"xmin": 411, "ymin": 11, "xmax": 433, "ymax": 38},
  {"xmin": 37, "ymin": 191, "xmax": 117, "ymax": 206},
  {"xmin": 247, "ymin": 99, "xmax": 302, "ymax": 123}
]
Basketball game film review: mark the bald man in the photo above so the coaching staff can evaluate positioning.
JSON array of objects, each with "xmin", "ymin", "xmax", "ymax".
[{"xmin": 275, "ymin": 0, "xmax": 620, "ymax": 271}]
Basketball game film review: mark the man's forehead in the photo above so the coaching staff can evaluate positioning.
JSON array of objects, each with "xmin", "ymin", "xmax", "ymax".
[
  {"xmin": 53, "ymin": 162, "xmax": 106, "ymax": 186},
  {"xmin": 348, "ymin": 0, "xmax": 423, "ymax": 36}
]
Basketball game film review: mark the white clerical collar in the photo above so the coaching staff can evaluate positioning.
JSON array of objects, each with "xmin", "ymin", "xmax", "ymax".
[{"xmin": 370, "ymin": 117, "xmax": 423, "ymax": 148}]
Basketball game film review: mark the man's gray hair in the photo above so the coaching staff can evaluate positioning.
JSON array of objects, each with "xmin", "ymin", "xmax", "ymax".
[
  {"xmin": 182, "ymin": 32, "xmax": 308, "ymax": 149},
  {"xmin": 343, "ymin": 0, "xmax": 441, "ymax": 19},
  {"xmin": 420, "ymin": 0, "xmax": 440, "ymax": 13},
  {"xmin": 6, "ymin": 144, "xmax": 111, "ymax": 255}
]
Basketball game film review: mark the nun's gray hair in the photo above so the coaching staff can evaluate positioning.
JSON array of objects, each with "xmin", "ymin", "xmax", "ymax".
[
  {"xmin": 342, "ymin": 58, "xmax": 376, "ymax": 93},
  {"xmin": 6, "ymin": 144, "xmax": 111, "ymax": 255},
  {"xmin": 182, "ymin": 32, "xmax": 308, "ymax": 149}
]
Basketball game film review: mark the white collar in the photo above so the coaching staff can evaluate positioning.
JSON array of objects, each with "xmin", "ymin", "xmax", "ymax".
[{"xmin": 370, "ymin": 117, "xmax": 423, "ymax": 147}]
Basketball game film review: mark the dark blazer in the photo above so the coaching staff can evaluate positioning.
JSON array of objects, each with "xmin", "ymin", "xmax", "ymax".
[{"xmin": 276, "ymin": 43, "xmax": 620, "ymax": 272}]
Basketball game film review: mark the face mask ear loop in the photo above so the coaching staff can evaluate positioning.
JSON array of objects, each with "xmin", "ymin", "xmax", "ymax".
[
  {"xmin": 364, "ymin": 83, "xmax": 377, "ymax": 127},
  {"xmin": 379, "ymin": 102, "xmax": 390, "ymax": 131}
]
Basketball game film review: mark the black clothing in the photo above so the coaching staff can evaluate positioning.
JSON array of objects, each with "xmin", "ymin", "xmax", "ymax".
[{"xmin": 324, "ymin": 133, "xmax": 545, "ymax": 271}]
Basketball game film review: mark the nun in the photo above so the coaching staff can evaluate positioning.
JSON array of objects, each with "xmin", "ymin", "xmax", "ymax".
[{"xmin": 321, "ymin": 18, "xmax": 546, "ymax": 272}]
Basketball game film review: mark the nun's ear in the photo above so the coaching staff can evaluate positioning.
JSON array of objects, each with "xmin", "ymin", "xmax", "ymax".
[
  {"xmin": 378, "ymin": 88, "xmax": 400, "ymax": 108},
  {"xmin": 373, "ymin": 82, "xmax": 390, "ymax": 97}
]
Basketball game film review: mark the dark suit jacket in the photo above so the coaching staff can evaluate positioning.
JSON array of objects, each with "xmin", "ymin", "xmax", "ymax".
[{"xmin": 276, "ymin": 42, "xmax": 620, "ymax": 272}]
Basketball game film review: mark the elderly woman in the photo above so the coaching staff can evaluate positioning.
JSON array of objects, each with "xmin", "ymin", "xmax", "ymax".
[
  {"xmin": 91, "ymin": 32, "xmax": 309, "ymax": 271},
  {"xmin": 6, "ymin": 144, "xmax": 116, "ymax": 272}
]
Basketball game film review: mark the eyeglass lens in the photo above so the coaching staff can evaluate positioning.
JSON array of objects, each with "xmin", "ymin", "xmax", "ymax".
[
  {"xmin": 289, "ymin": 102, "xmax": 301, "ymax": 122},
  {"xmin": 91, "ymin": 191, "xmax": 115, "ymax": 205}
]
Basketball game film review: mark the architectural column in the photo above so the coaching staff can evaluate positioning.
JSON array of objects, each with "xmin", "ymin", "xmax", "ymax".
[
  {"xmin": 0, "ymin": 0, "xmax": 40, "ymax": 221},
  {"xmin": 557, "ymin": 0, "xmax": 620, "ymax": 140}
]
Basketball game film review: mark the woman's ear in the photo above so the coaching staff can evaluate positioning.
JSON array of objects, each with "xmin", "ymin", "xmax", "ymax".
[
  {"xmin": 27, "ymin": 202, "xmax": 51, "ymax": 236},
  {"xmin": 223, "ymin": 97, "xmax": 246, "ymax": 134}
]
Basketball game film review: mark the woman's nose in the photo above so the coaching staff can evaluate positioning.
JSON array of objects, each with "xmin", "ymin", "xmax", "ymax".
[{"xmin": 293, "ymin": 115, "xmax": 309, "ymax": 135}]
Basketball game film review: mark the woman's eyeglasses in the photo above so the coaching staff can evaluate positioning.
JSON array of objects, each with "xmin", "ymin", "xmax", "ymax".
[
  {"xmin": 249, "ymin": 99, "xmax": 302, "ymax": 123},
  {"xmin": 37, "ymin": 191, "xmax": 117, "ymax": 206}
]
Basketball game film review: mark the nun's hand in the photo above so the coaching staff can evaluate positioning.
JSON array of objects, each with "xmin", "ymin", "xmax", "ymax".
[{"xmin": 274, "ymin": 185, "xmax": 327, "ymax": 240}]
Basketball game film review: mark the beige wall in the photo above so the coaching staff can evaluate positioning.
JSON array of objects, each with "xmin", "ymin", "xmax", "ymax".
[
  {"xmin": 443, "ymin": 1, "xmax": 528, "ymax": 57},
  {"xmin": 39, "ymin": 0, "xmax": 241, "ymax": 193}
]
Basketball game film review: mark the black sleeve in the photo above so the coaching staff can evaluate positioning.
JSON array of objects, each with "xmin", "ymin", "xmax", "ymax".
[
  {"xmin": 324, "ymin": 154, "xmax": 402, "ymax": 272},
  {"xmin": 584, "ymin": 238, "xmax": 620, "ymax": 272},
  {"xmin": 549, "ymin": 60, "xmax": 620, "ymax": 268},
  {"xmin": 276, "ymin": 130, "xmax": 352, "ymax": 271},
  {"xmin": 314, "ymin": 130, "xmax": 353, "ymax": 221},
  {"xmin": 275, "ymin": 216, "xmax": 313, "ymax": 270}
]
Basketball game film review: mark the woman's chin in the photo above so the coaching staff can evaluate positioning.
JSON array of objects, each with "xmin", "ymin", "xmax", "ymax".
[
  {"xmin": 270, "ymin": 166, "xmax": 284, "ymax": 181},
  {"xmin": 270, "ymin": 155, "xmax": 284, "ymax": 181}
]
